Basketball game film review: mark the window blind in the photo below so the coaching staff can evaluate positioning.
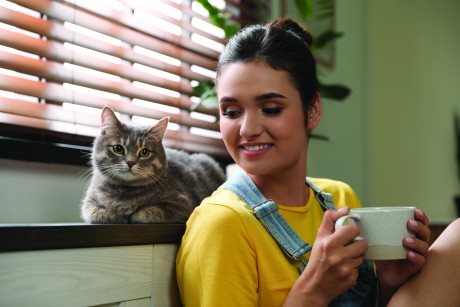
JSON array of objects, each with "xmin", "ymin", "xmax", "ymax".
[{"xmin": 0, "ymin": 0, "xmax": 269, "ymax": 157}]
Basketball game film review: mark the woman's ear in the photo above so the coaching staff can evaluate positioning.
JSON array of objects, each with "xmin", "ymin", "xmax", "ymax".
[{"xmin": 307, "ymin": 93, "xmax": 322, "ymax": 131}]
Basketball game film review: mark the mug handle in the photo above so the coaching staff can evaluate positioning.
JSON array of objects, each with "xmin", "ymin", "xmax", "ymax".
[{"xmin": 335, "ymin": 214, "xmax": 363, "ymax": 240}]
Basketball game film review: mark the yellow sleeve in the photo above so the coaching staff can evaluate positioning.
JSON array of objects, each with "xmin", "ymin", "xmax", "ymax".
[{"xmin": 176, "ymin": 201, "xmax": 259, "ymax": 306}]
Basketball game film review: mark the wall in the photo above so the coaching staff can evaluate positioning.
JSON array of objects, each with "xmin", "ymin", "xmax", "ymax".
[
  {"xmin": 366, "ymin": 0, "xmax": 460, "ymax": 221},
  {"xmin": 0, "ymin": 159, "xmax": 88, "ymax": 222}
]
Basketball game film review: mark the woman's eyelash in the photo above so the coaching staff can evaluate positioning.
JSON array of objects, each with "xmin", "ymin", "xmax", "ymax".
[
  {"xmin": 263, "ymin": 106, "xmax": 283, "ymax": 115},
  {"xmin": 221, "ymin": 109, "xmax": 240, "ymax": 117}
]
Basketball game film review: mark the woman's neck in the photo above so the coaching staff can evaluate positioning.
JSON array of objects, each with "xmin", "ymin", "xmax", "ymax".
[{"xmin": 249, "ymin": 171, "xmax": 310, "ymax": 207}]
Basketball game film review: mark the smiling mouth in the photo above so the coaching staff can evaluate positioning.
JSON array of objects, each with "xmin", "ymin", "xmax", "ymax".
[{"xmin": 241, "ymin": 144, "xmax": 273, "ymax": 151}]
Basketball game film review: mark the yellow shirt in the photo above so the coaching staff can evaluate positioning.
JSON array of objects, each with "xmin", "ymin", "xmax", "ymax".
[{"xmin": 176, "ymin": 178, "xmax": 361, "ymax": 306}]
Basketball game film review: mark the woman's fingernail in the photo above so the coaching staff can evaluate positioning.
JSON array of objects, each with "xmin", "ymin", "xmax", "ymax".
[
  {"xmin": 338, "ymin": 207, "xmax": 348, "ymax": 212},
  {"xmin": 406, "ymin": 237, "xmax": 415, "ymax": 244},
  {"xmin": 410, "ymin": 220, "xmax": 418, "ymax": 227},
  {"xmin": 408, "ymin": 251, "xmax": 416, "ymax": 259}
]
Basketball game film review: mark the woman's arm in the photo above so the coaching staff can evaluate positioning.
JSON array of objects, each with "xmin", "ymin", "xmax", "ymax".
[{"xmin": 177, "ymin": 203, "xmax": 258, "ymax": 306}]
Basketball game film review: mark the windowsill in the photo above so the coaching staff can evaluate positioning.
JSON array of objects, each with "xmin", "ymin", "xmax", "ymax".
[
  {"xmin": 0, "ymin": 223, "xmax": 186, "ymax": 252},
  {"xmin": 0, "ymin": 136, "xmax": 92, "ymax": 166}
]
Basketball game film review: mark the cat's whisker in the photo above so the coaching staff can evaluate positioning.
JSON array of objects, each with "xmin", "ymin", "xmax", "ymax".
[{"xmin": 78, "ymin": 168, "xmax": 95, "ymax": 190}]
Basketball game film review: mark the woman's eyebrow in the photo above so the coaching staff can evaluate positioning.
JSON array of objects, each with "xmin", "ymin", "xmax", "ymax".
[
  {"xmin": 219, "ymin": 96, "xmax": 238, "ymax": 104},
  {"xmin": 219, "ymin": 92, "xmax": 286, "ymax": 104},
  {"xmin": 255, "ymin": 92, "xmax": 286, "ymax": 101}
]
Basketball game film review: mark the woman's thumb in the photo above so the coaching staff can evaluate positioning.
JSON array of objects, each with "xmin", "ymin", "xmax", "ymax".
[{"xmin": 317, "ymin": 207, "xmax": 350, "ymax": 237}]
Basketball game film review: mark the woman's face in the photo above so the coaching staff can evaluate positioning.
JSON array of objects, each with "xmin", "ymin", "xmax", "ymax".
[{"xmin": 217, "ymin": 61, "xmax": 320, "ymax": 176}]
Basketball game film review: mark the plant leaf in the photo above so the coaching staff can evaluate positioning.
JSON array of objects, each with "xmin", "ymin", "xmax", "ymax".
[
  {"xmin": 314, "ymin": 30, "xmax": 343, "ymax": 48},
  {"xmin": 295, "ymin": 0, "xmax": 313, "ymax": 20},
  {"xmin": 318, "ymin": 82, "xmax": 351, "ymax": 101},
  {"xmin": 191, "ymin": 80, "xmax": 218, "ymax": 110}
]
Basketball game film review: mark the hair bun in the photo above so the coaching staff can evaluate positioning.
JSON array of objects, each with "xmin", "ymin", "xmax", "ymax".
[{"xmin": 266, "ymin": 18, "xmax": 313, "ymax": 47}]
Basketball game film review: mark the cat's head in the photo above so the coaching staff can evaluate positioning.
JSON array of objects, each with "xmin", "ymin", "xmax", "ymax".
[{"xmin": 92, "ymin": 107, "xmax": 169, "ymax": 183}]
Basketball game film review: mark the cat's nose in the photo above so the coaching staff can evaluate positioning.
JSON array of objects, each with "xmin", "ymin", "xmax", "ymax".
[{"xmin": 126, "ymin": 161, "xmax": 136, "ymax": 169}]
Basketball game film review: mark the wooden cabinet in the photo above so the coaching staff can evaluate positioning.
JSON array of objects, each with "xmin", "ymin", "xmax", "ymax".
[{"xmin": 0, "ymin": 224, "xmax": 185, "ymax": 307}]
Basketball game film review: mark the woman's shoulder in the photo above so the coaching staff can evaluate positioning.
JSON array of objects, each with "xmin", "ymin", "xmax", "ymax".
[
  {"xmin": 191, "ymin": 188, "xmax": 256, "ymax": 224},
  {"xmin": 308, "ymin": 177, "xmax": 354, "ymax": 191},
  {"xmin": 307, "ymin": 177, "xmax": 361, "ymax": 208},
  {"xmin": 182, "ymin": 189, "xmax": 261, "ymax": 246}
]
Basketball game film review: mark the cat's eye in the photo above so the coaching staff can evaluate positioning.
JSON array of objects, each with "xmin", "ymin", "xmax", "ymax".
[
  {"xmin": 112, "ymin": 145, "xmax": 125, "ymax": 155},
  {"xmin": 139, "ymin": 148, "xmax": 151, "ymax": 158}
]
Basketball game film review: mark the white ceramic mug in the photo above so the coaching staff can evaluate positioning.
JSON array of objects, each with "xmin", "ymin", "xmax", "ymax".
[{"xmin": 335, "ymin": 206, "xmax": 416, "ymax": 260}]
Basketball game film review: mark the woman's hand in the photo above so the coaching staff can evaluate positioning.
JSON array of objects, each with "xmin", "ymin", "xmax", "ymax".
[
  {"xmin": 375, "ymin": 209, "xmax": 430, "ymax": 304},
  {"xmin": 284, "ymin": 207, "xmax": 367, "ymax": 306}
]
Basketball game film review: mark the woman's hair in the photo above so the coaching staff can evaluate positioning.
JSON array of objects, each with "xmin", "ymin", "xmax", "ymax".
[{"xmin": 216, "ymin": 18, "xmax": 318, "ymax": 116}]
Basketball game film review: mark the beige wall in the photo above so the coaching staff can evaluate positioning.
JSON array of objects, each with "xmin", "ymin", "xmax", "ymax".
[
  {"xmin": 276, "ymin": 0, "xmax": 460, "ymax": 222},
  {"xmin": 366, "ymin": 0, "xmax": 460, "ymax": 221},
  {"xmin": 0, "ymin": 159, "xmax": 88, "ymax": 222}
]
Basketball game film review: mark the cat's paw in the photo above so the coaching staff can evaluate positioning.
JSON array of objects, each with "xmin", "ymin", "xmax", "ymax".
[
  {"xmin": 88, "ymin": 206, "xmax": 128, "ymax": 224},
  {"xmin": 129, "ymin": 207, "xmax": 168, "ymax": 223}
]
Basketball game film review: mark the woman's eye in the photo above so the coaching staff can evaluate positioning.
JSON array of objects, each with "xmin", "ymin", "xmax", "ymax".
[
  {"xmin": 139, "ymin": 148, "xmax": 151, "ymax": 158},
  {"xmin": 262, "ymin": 106, "xmax": 283, "ymax": 115},
  {"xmin": 112, "ymin": 145, "xmax": 125, "ymax": 155},
  {"xmin": 221, "ymin": 108, "xmax": 241, "ymax": 118}
]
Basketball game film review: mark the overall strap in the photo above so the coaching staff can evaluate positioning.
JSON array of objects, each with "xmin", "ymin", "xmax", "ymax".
[
  {"xmin": 220, "ymin": 172, "xmax": 337, "ymax": 271},
  {"xmin": 306, "ymin": 178, "xmax": 336, "ymax": 210},
  {"xmin": 220, "ymin": 172, "xmax": 311, "ymax": 260}
]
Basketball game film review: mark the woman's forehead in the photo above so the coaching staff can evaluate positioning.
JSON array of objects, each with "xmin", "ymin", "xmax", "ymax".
[{"xmin": 217, "ymin": 62, "xmax": 296, "ymax": 93}]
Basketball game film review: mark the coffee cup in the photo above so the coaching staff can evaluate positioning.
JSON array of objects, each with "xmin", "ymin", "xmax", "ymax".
[{"xmin": 335, "ymin": 206, "xmax": 416, "ymax": 260}]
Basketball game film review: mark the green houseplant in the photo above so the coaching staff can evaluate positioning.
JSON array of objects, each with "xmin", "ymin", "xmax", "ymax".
[{"xmin": 192, "ymin": 0, "xmax": 350, "ymax": 111}]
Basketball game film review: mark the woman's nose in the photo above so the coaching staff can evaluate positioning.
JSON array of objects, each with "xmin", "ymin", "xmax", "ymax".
[{"xmin": 240, "ymin": 112, "xmax": 263, "ymax": 138}]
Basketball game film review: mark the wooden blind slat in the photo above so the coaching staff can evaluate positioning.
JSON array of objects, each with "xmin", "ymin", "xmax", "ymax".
[
  {"xmin": 121, "ymin": 0, "xmax": 226, "ymax": 45},
  {"xmin": 0, "ymin": 112, "xmax": 227, "ymax": 155},
  {"xmin": 0, "ymin": 98, "xmax": 226, "ymax": 154},
  {"xmin": 0, "ymin": 48, "xmax": 219, "ymax": 117},
  {"xmin": 64, "ymin": 0, "xmax": 222, "ymax": 58},
  {"xmin": 0, "ymin": 7, "xmax": 211, "ymax": 82},
  {"xmin": 0, "ymin": 71, "xmax": 219, "ymax": 131},
  {"xmin": 0, "ymin": 29, "xmax": 196, "ymax": 97},
  {"xmin": 9, "ymin": 0, "xmax": 218, "ymax": 69}
]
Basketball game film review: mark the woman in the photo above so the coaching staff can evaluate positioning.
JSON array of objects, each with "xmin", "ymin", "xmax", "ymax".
[{"xmin": 176, "ymin": 18, "xmax": 457, "ymax": 306}]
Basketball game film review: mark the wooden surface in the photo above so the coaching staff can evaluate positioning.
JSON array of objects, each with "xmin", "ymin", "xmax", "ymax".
[
  {"xmin": 0, "ymin": 244, "xmax": 182, "ymax": 307},
  {"xmin": 0, "ymin": 224, "xmax": 185, "ymax": 306},
  {"xmin": 0, "ymin": 223, "xmax": 186, "ymax": 251}
]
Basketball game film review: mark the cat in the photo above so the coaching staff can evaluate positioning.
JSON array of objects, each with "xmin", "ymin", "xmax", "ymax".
[{"xmin": 81, "ymin": 107, "xmax": 226, "ymax": 223}]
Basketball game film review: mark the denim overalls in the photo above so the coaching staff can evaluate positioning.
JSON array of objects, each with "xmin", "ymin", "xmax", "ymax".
[{"xmin": 220, "ymin": 172, "xmax": 377, "ymax": 307}]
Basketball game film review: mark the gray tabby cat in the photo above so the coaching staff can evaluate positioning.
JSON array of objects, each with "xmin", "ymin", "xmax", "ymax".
[{"xmin": 81, "ymin": 107, "xmax": 226, "ymax": 223}]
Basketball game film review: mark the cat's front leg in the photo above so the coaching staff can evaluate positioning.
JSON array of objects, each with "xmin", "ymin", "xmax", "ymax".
[
  {"xmin": 129, "ymin": 206, "xmax": 171, "ymax": 223},
  {"xmin": 86, "ymin": 205, "xmax": 128, "ymax": 224},
  {"xmin": 129, "ymin": 203, "xmax": 192, "ymax": 224}
]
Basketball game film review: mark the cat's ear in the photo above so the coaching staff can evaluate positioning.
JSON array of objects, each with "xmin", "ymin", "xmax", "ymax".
[
  {"xmin": 151, "ymin": 116, "xmax": 169, "ymax": 141},
  {"xmin": 101, "ymin": 107, "xmax": 121, "ymax": 133}
]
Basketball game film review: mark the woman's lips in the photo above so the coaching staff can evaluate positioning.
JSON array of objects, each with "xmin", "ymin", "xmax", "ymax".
[{"xmin": 240, "ymin": 143, "xmax": 273, "ymax": 156}]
